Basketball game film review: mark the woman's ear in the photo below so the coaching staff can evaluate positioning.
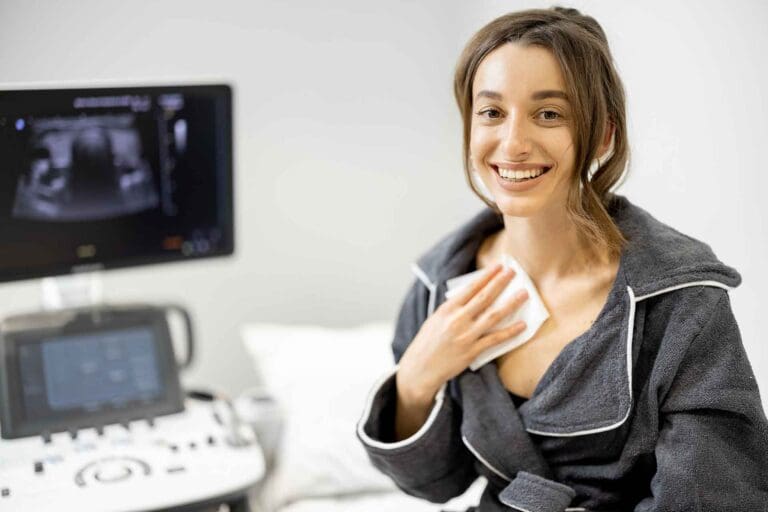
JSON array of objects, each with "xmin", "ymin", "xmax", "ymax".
[
  {"xmin": 588, "ymin": 122, "xmax": 616, "ymax": 178},
  {"xmin": 597, "ymin": 121, "xmax": 615, "ymax": 161}
]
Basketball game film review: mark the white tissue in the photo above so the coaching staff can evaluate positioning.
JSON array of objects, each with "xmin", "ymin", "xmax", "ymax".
[{"xmin": 445, "ymin": 254, "xmax": 550, "ymax": 371}]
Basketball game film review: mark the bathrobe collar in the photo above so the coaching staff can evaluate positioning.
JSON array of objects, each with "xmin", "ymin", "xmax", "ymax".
[
  {"xmin": 411, "ymin": 194, "xmax": 742, "ymax": 441},
  {"xmin": 413, "ymin": 194, "xmax": 741, "ymax": 301}
]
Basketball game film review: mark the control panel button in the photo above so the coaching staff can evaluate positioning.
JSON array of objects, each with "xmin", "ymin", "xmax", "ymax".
[
  {"xmin": 75, "ymin": 457, "xmax": 151, "ymax": 487},
  {"xmin": 95, "ymin": 465, "xmax": 133, "ymax": 483},
  {"xmin": 75, "ymin": 442, "xmax": 97, "ymax": 453}
]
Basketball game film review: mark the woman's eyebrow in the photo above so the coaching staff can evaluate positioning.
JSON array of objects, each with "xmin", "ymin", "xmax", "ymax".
[
  {"xmin": 475, "ymin": 89, "xmax": 570, "ymax": 102},
  {"xmin": 475, "ymin": 90, "xmax": 503, "ymax": 100},
  {"xmin": 531, "ymin": 89, "xmax": 569, "ymax": 102}
]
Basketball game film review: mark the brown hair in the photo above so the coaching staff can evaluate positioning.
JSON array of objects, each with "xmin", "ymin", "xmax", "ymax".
[{"xmin": 454, "ymin": 6, "xmax": 629, "ymax": 260}]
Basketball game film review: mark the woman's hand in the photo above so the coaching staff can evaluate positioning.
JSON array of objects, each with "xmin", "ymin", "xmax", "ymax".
[{"xmin": 396, "ymin": 263, "xmax": 529, "ymax": 406}]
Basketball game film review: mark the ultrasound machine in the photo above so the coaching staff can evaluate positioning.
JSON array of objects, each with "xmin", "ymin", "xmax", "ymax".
[{"xmin": 0, "ymin": 84, "xmax": 265, "ymax": 511}]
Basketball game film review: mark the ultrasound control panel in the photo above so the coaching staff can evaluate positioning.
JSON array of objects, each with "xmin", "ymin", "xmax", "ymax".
[
  {"xmin": 0, "ymin": 305, "xmax": 264, "ymax": 511},
  {"xmin": 0, "ymin": 400, "xmax": 265, "ymax": 512}
]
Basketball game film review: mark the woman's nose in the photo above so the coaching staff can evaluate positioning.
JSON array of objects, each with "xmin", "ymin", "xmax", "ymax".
[{"xmin": 500, "ymin": 114, "xmax": 532, "ymax": 158}]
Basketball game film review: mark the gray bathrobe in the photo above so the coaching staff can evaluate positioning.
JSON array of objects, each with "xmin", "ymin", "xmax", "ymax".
[{"xmin": 356, "ymin": 194, "xmax": 768, "ymax": 511}]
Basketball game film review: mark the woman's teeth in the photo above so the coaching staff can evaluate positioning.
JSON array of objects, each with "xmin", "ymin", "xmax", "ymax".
[{"xmin": 497, "ymin": 167, "xmax": 548, "ymax": 181}]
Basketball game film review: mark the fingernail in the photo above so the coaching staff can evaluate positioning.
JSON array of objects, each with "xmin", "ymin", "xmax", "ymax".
[{"xmin": 516, "ymin": 289, "xmax": 528, "ymax": 300}]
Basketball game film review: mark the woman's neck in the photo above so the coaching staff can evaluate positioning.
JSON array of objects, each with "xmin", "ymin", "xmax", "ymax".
[{"xmin": 491, "ymin": 204, "xmax": 611, "ymax": 288}]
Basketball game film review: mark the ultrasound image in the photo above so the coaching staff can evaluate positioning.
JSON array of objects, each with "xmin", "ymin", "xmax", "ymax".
[{"xmin": 12, "ymin": 114, "xmax": 159, "ymax": 221}]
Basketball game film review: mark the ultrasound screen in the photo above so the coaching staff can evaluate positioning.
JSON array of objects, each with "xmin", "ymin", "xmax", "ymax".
[
  {"xmin": 0, "ymin": 84, "xmax": 233, "ymax": 282},
  {"xmin": 18, "ymin": 327, "xmax": 163, "ymax": 422}
]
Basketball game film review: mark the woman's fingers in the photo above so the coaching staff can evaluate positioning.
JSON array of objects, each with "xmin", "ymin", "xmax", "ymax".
[
  {"xmin": 465, "ymin": 288, "xmax": 528, "ymax": 340},
  {"xmin": 447, "ymin": 263, "xmax": 504, "ymax": 309},
  {"xmin": 473, "ymin": 319, "xmax": 527, "ymax": 356},
  {"xmin": 462, "ymin": 266, "xmax": 516, "ymax": 318}
]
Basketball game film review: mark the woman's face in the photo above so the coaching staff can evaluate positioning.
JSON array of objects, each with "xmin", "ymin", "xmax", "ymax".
[{"xmin": 470, "ymin": 42, "xmax": 576, "ymax": 218}]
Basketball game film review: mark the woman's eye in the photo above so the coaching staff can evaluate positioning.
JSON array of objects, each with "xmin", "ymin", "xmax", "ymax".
[
  {"xmin": 478, "ymin": 108, "xmax": 502, "ymax": 119},
  {"xmin": 538, "ymin": 110, "xmax": 562, "ymax": 121}
]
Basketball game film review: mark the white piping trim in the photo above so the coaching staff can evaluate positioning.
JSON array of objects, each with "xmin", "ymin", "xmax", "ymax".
[
  {"xmin": 500, "ymin": 504, "xmax": 531, "ymax": 512},
  {"xmin": 411, "ymin": 263, "xmax": 437, "ymax": 315},
  {"xmin": 633, "ymin": 280, "xmax": 734, "ymax": 302},
  {"xmin": 524, "ymin": 279, "xmax": 731, "ymax": 437},
  {"xmin": 626, "ymin": 286, "xmax": 636, "ymax": 401},
  {"xmin": 356, "ymin": 364, "xmax": 447, "ymax": 450},
  {"xmin": 501, "ymin": 501, "xmax": 587, "ymax": 511},
  {"xmin": 461, "ymin": 434, "xmax": 511, "ymax": 482}
]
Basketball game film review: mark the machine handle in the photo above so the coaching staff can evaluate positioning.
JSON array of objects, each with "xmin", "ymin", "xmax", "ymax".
[{"xmin": 163, "ymin": 304, "xmax": 195, "ymax": 371}]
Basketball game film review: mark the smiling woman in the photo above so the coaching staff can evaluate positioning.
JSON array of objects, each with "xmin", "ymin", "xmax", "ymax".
[
  {"xmin": 455, "ymin": 11, "xmax": 628, "ymax": 264},
  {"xmin": 357, "ymin": 6, "xmax": 768, "ymax": 512}
]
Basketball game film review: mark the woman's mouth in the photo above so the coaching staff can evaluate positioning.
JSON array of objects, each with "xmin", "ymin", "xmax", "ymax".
[{"xmin": 492, "ymin": 165, "xmax": 552, "ymax": 182}]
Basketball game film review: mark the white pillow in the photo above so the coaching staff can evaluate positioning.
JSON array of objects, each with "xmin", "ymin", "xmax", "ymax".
[{"xmin": 241, "ymin": 323, "xmax": 399, "ymax": 510}]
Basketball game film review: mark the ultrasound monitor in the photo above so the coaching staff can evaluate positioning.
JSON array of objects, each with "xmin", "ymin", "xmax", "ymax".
[{"xmin": 0, "ymin": 84, "xmax": 234, "ymax": 283}]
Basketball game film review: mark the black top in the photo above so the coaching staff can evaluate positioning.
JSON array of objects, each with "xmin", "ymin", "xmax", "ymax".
[{"xmin": 508, "ymin": 390, "xmax": 528, "ymax": 409}]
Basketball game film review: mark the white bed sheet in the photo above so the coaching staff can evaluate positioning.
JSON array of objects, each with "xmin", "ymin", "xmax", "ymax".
[{"xmin": 279, "ymin": 477, "xmax": 486, "ymax": 512}]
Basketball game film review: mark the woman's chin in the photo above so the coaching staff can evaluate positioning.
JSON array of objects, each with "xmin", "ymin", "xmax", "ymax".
[{"xmin": 492, "ymin": 195, "xmax": 548, "ymax": 218}]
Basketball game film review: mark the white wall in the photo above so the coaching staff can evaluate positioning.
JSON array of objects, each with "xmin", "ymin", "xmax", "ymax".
[{"xmin": 0, "ymin": 0, "xmax": 766, "ymax": 407}]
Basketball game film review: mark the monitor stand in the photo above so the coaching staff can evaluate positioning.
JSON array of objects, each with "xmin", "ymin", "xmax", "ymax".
[{"xmin": 40, "ymin": 272, "xmax": 104, "ymax": 310}]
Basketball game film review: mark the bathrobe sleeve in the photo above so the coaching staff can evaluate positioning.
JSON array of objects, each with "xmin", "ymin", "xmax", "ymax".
[
  {"xmin": 635, "ymin": 291, "xmax": 768, "ymax": 511},
  {"xmin": 356, "ymin": 279, "xmax": 479, "ymax": 503}
]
